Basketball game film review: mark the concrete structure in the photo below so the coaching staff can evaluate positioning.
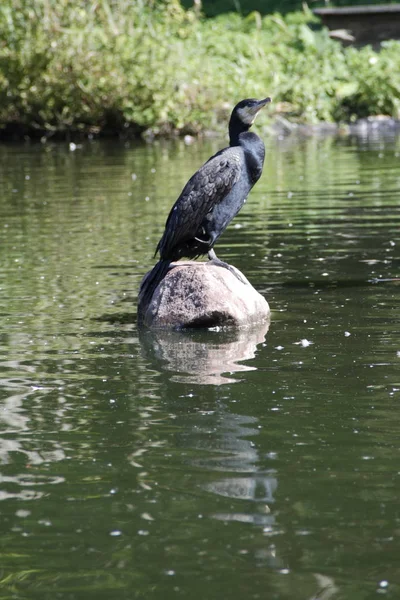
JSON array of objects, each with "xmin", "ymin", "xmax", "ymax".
[{"xmin": 314, "ymin": 4, "xmax": 400, "ymax": 46}]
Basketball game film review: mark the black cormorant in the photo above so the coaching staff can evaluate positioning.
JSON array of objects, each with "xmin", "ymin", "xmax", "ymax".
[{"xmin": 139, "ymin": 97, "xmax": 271, "ymax": 313}]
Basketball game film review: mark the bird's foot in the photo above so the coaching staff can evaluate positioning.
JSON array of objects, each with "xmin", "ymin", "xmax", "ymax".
[{"xmin": 207, "ymin": 251, "xmax": 247, "ymax": 285}]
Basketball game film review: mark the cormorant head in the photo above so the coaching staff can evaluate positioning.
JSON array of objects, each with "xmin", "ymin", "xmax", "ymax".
[
  {"xmin": 234, "ymin": 97, "xmax": 271, "ymax": 126},
  {"xmin": 229, "ymin": 97, "xmax": 271, "ymax": 145}
]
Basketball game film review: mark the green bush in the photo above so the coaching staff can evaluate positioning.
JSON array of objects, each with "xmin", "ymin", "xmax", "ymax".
[{"xmin": 0, "ymin": 0, "xmax": 399, "ymax": 136}]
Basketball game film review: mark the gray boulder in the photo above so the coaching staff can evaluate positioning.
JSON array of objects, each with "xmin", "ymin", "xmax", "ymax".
[{"xmin": 138, "ymin": 261, "xmax": 270, "ymax": 329}]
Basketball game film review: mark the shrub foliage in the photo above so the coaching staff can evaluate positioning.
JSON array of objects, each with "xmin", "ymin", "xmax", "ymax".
[{"xmin": 1, "ymin": 0, "xmax": 399, "ymax": 136}]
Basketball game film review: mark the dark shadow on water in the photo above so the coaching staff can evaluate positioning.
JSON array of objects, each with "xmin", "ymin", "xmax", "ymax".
[
  {"xmin": 95, "ymin": 311, "xmax": 138, "ymax": 325},
  {"xmin": 139, "ymin": 320, "xmax": 270, "ymax": 385}
]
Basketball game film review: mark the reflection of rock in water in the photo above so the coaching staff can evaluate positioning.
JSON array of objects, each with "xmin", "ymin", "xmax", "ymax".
[{"xmin": 139, "ymin": 320, "xmax": 270, "ymax": 384}]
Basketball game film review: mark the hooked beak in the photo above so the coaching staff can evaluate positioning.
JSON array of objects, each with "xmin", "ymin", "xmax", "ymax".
[
  {"xmin": 235, "ymin": 97, "xmax": 272, "ymax": 126},
  {"xmin": 249, "ymin": 97, "xmax": 272, "ymax": 117}
]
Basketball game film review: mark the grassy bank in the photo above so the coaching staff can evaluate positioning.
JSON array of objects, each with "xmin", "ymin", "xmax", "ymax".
[{"xmin": 1, "ymin": 0, "xmax": 400, "ymax": 138}]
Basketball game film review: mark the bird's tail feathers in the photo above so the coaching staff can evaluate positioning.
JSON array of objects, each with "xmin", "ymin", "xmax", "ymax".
[{"xmin": 138, "ymin": 259, "xmax": 171, "ymax": 321}]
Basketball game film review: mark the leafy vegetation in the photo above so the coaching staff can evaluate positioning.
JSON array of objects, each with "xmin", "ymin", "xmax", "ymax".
[{"xmin": 1, "ymin": 0, "xmax": 399, "ymax": 137}]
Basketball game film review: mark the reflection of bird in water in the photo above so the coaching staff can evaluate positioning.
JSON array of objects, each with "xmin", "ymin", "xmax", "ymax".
[{"xmin": 139, "ymin": 97, "xmax": 271, "ymax": 313}]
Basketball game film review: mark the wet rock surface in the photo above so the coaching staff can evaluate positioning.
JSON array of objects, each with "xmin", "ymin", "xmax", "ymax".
[{"xmin": 138, "ymin": 261, "xmax": 270, "ymax": 330}]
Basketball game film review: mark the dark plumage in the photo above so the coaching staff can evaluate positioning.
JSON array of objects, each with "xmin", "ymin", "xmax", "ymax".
[{"xmin": 139, "ymin": 97, "xmax": 271, "ymax": 314}]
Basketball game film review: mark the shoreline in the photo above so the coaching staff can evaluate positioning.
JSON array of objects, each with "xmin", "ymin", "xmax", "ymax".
[
  {"xmin": 2, "ymin": 4, "xmax": 400, "ymax": 143},
  {"xmin": 2, "ymin": 115, "xmax": 400, "ymax": 144}
]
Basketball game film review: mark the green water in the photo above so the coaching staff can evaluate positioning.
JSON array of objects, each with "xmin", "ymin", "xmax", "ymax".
[{"xmin": 0, "ymin": 132, "xmax": 399, "ymax": 599}]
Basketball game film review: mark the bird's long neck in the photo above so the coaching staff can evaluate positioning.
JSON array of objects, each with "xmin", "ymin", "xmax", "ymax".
[
  {"xmin": 237, "ymin": 132, "xmax": 265, "ymax": 184},
  {"xmin": 228, "ymin": 114, "xmax": 250, "ymax": 146}
]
